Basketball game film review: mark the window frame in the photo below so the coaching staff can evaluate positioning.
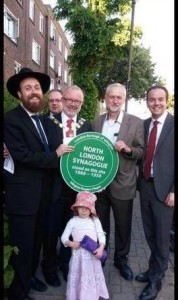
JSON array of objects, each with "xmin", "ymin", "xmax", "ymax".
[
  {"xmin": 32, "ymin": 39, "xmax": 41, "ymax": 65},
  {"xmin": 4, "ymin": 6, "xmax": 19, "ymax": 43},
  {"xmin": 29, "ymin": 0, "xmax": 35, "ymax": 22}
]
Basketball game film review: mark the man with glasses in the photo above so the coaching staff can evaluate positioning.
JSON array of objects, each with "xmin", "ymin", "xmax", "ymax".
[
  {"xmin": 47, "ymin": 89, "xmax": 63, "ymax": 116},
  {"xmin": 41, "ymin": 85, "xmax": 92, "ymax": 284}
]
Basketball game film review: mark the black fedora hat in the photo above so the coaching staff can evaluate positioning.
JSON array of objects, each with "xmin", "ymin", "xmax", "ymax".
[{"xmin": 6, "ymin": 67, "xmax": 51, "ymax": 99}]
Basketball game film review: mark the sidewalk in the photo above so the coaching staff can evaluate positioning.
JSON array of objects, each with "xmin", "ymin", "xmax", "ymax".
[{"xmin": 30, "ymin": 192, "xmax": 174, "ymax": 300}]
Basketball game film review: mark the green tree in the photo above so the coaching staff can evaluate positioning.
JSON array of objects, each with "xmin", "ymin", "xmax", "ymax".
[
  {"xmin": 4, "ymin": 88, "xmax": 18, "ymax": 113},
  {"xmin": 53, "ymin": 0, "xmax": 165, "ymax": 119},
  {"xmin": 95, "ymin": 44, "xmax": 162, "ymax": 99},
  {"xmin": 167, "ymin": 94, "xmax": 174, "ymax": 114},
  {"xmin": 53, "ymin": 0, "xmax": 132, "ymax": 121}
]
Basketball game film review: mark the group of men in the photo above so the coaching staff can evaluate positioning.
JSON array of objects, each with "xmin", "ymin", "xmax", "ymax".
[{"xmin": 4, "ymin": 67, "xmax": 174, "ymax": 300}]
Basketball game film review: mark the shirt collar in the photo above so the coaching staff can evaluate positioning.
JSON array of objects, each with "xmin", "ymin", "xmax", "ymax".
[
  {"xmin": 61, "ymin": 111, "xmax": 77, "ymax": 124},
  {"xmin": 151, "ymin": 110, "xmax": 168, "ymax": 125},
  {"xmin": 105, "ymin": 109, "xmax": 124, "ymax": 124}
]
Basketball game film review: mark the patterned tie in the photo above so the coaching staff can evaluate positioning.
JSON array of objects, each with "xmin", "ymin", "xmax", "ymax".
[
  {"xmin": 143, "ymin": 120, "xmax": 159, "ymax": 180},
  {"xmin": 32, "ymin": 115, "xmax": 50, "ymax": 153},
  {"xmin": 66, "ymin": 119, "xmax": 74, "ymax": 137}
]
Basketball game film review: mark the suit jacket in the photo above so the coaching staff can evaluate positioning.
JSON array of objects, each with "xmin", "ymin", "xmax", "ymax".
[
  {"xmin": 140, "ymin": 112, "xmax": 174, "ymax": 201},
  {"xmin": 92, "ymin": 112, "xmax": 144, "ymax": 199},
  {"xmin": 43, "ymin": 112, "xmax": 92, "ymax": 151},
  {"xmin": 42, "ymin": 112, "xmax": 92, "ymax": 200},
  {"xmin": 4, "ymin": 105, "xmax": 59, "ymax": 214}
]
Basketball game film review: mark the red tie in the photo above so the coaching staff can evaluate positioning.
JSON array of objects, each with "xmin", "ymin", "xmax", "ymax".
[
  {"xmin": 143, "ymin": 120, "xmax": 159, "ymax": 180},
  {"xmin": 66, "ymin": 119, "xmax": 74, "ymax": 137}
]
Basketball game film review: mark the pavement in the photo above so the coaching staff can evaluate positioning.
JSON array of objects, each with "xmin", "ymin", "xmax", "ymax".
[{"xmin": 29, "ymin": 192, "xmax": 174, "ymax": 300}]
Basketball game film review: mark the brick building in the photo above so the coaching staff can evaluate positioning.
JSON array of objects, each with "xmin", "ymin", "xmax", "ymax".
[{"xmin": 4, "ymin": 0, "xmax": 72, "ymax": 90}]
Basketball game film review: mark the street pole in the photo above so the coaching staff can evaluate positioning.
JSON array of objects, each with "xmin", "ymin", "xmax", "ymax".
[{"xmin": 125, "ymin": 0, "xmax": 136, "ymax": 112}]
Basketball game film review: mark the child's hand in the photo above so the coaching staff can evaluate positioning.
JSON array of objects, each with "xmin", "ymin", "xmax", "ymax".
[
  {"xmin": 70, "ymin": 241, "xmax": 80, "ymax": 250},
  {"xmin": 93, "ymin": 243, "xmax": 104, "ymax": 259}
]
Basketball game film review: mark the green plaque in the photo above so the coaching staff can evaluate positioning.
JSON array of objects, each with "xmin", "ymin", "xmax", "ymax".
[{"xmin": 60, "ymin": 132, "xmax": 119, "ymax": 192}]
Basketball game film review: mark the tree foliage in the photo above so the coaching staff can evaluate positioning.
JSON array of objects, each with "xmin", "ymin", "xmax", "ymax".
[
  {"xmin": 53, "ymin": 0, "xmax": 133, "ymax": 121},
  {"xmin": 54, "ymin": 1, "xmax": 172, "ymax": 119}
]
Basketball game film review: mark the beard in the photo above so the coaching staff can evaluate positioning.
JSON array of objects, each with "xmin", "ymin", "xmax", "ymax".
[
  {"xmin": 106, "ymin": 105, "xmax": 120, "ymax": 113},
  {"xmin": 22, "ymin": 94, "xmax": 45, "ymax": 113}
]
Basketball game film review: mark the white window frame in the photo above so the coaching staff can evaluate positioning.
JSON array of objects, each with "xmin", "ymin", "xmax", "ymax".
[
  {"xmin": 57, "ymin": 82, "xmax": 61, "ymax": 90},
  {"xmin": 50, "ymin": 22, "xmax": 56, "ymax": 43},
  {"xmin": 64, "ymin": 69, "xmax": 68, "ymax": 83},
  {"xmin": 50, "ymin": 78, "xmax": 55, "ymax": 90},
  {"xmin": 58, "ymin": 62, "xmax": 62, "ymax": 77},
  {"xmin": 68, "ymin": 74, "xmax": 72, "ymax": 85},
  {"xmin": 50, "ymin": 50, "xmax": 55, "ymax": 69},
  {"xmin": 32, "ymin": 39, "xmax": 41, "ymax": 65},
  {"xmin": 58, "ymin": 35, "xmax": 62, "ymax": 52},
  {"xmin": 14, "ymin": 61, "xmax": 21, "ymax": 74},
  {"xmin": 4, "ymin": 6, "xmax": 19, "ymax": 43},
  {"xmin": 29, "ymin": 0, "xmax": 35, "ymax": 22},
  {"xmin": 64, "ymin": 46, "xmax": 68, "ymax": 61},
  {"xmin": 39, "ymin": 12, "xmax": 44, "ymax": 34}
]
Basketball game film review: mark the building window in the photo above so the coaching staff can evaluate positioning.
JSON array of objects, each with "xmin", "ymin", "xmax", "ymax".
[
  {"xmin": 39, "ymin": 12, "xmax": 44, "ymax": 34},
  {"xmin": 50, "ymin": 50, "xmax": 55, "ymax": 69},
  {"xmin": 4, "ymin": 6, "xmax": 19, "ymax": 43},
  {"xmin": 68, "ymin": 75, "xmax": 72, "ymax": 85},
  {"xmin": 14, "ymin": 61, "xmax": 21, "ymax": 74},
  {"xmin": 50, "ymin": 22, "xmax": 56, "ymax": 43},
  {"xmin": 57, "ymin": 82, "xmax": 61, "ymax": 90},
  {"xmin": 29, "ymin": 0, "xmax": 35, "ymax": 22},
  {"xmin": 64, "ymin": 46, "xmax": 68, "ymax": 61},
  {"xmin": 64, "ymin": 69, "xmax": 67, "ymax": 83},
  {"xmin": 58, "ymin": 62, "xmax": 62, "ymax": 77},
  {"xmin": 32, "ymin": 40, "xmax": 41, "ymax": 65},
  {"xmin": 58, "ymin": 35, "xmax": 62, "ymax": 53},
  {"xmin": 50, "ymin": 78, "xmax": 55, "ymax": 90}
]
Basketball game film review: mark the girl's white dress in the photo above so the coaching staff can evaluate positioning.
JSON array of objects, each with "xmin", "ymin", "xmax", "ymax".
[{"xmin": 61, "ymin": 216, "xmax": 109, "ymax": 300}]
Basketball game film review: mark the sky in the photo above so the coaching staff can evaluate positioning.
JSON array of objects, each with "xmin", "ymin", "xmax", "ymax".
[{"xmin": 43, "ymin": 0, "xmax": 174, "ymax": 93}]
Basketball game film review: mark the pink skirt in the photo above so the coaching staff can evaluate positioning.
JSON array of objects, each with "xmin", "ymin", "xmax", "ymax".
[{"xmin": 66, "ymin": 248, "xmax": 109, "ymax": 300}]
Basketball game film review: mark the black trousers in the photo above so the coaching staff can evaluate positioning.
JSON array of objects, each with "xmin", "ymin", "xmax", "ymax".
[
  {"xmin": 8, "ymin": 175, "xmax": 52, "ymax": 300},
  {"xmin": 95, "ymin": 188, "xmax": 133, "ymax": 264},
  {"xmin": 140, "ymin": 178, "xmax": 174, "ymax": 283}
]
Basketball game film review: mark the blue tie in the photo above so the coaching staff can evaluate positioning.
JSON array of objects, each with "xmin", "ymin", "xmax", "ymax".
[{"xmin": 32, "ymin": 115, "xmax": 50, "ymax": 153}]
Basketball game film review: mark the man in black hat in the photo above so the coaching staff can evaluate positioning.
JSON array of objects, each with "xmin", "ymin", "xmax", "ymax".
[{"xmin": 4, "ymin": 68, "xmax": 74, "ymax": 300}]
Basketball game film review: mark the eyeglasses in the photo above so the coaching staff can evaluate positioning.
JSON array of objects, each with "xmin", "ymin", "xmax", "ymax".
[
  {"xmin": 49, "ymin": 99, "xmax": 62, "ymax": 103},
  {"xmin": 62, "ymin": 97, "xmax": 82, "ymax": 105}
]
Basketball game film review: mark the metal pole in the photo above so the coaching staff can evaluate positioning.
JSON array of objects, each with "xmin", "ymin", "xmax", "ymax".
[{"xmin": 125, "ymin": 0, "xmax": 136, "ymax": 112}]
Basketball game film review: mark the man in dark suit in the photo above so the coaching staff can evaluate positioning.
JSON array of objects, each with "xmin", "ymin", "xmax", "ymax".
[
  {"xmin": 47, "ymin": 89, "xmax": 63, "ymax": 116},
  {"xmin": 41, "ymin": 85, "xmax": 92, "ymax": 283},
  {"xmin": 92, "ymin": 83, "xmax": 144, "ymax": 280},
  {"xmin": 135, "ymin": 85, "xmax": 174, "ymax": 300},
  {"xmin": 4, "ymin": 68, "xmax": 74, "ymax": 300}
]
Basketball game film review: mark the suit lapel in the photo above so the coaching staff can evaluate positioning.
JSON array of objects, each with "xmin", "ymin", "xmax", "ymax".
[
  {"xmin": 18, "ymin": 106, "xmax": 42, "ymax": 142},
  {"xmin": 116, "ymin": 113, "xmax": 129, "ymax": 140},
  {"xmin": 95, "ymin": 114, "xmax": 106, "ymax": 132},
  {"xmin": 155, "ymin": 113, "xmax": 173, "ymax": 154}
]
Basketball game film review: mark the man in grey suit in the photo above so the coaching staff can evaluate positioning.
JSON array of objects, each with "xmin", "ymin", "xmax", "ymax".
[
  {"xmin": 92, "ymin": 83, "xmax": 144, "ymax": 280},
  {"xmin": 135, "ymin": 85, "xmax": 174, "ymax": 300}
]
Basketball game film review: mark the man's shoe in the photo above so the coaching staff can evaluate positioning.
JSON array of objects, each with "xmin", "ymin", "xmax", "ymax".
[
  {"xmin": 114, "ymin": 262, "xmax": 133, "ymax": 280},
  {"xmin": 59, "ymin": 265, "xmax": 69, "ymax": 282},
  {"xmin": 135, "ymin": 271, "xmax": 149, "ymax": 283},
  {"xmin": 44, "ymin": 273, "xmax": 61, "ymax": 287},
  {"xmin": 139, "ymin": 281, "xmax": 162, "ymax": 300},
  {"xmin": 30, "ymin": 276, "xmax": 47, "ymax": 292}
]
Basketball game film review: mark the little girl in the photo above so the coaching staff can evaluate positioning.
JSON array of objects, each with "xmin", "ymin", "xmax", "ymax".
[{"xmin": 61, "ymin": 191, "xmax": 109, "ymax": 300}]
